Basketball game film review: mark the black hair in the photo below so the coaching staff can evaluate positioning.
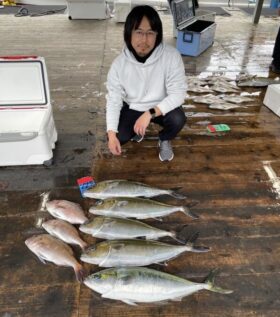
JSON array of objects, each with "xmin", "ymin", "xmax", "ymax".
[{"xmin": 124, "ymin": 5, "xmax": 163, "ymax": 51}]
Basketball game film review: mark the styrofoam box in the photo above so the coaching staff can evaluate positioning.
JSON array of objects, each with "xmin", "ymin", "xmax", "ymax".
[
  {"xmin": 67, "ymin": 0, "xmax": 107, "ymax": 19},
  {"xmin": 114, "ymin": 0, "xmax": 131, "ymax": 23},
  {"xmin": 263, "ymin": 84, "xmax": 280, "ymax": 117},
  {"xmin": 0, "ymin": 56, "xmax": 57, "ymax": 166}
]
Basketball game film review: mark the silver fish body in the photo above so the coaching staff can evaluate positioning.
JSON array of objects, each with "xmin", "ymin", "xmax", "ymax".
[
  {"xmin": 83, "ymin": 180, "xmax": 186, "ymax": 200},
  {"xmin": 84, "ymin": 267, "xmax": 233, "ymax": 305},
  {"xmin": 89, "ymin": 197, "xmax": 197, "ymax": 220},
  {"xmin": 220, "ymin": 95, "xmax": 254, "ymax": 104},
  {"xmin": 80, "ymin": 239, "xmax": 209, "ymax": 267},
  {"xmin": 237, "ymin": 77, "xmax": 280, "ymax": 87},
  {"xmin": 42, "ymin": 219, "xmax": 87, "ymax": 250},
  {"xmin": 79, "ymin": 216, "xmax": 177, "ymax": 241},
  {"xmin": 25, "ymin": 234, "xmax": 85, "ymax": 281},
  {"xmin": 209, "ymin": 103, "xmax": 242, "ymax": 110},
  {"xmin": 46, "ymin": 200, "xmax": 88, "ymax": 224}
]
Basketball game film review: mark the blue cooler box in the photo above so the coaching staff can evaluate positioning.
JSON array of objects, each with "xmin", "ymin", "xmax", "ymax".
[{"xmin": 169, "ymin": 0, "xmax": 217, "ymax": 56}]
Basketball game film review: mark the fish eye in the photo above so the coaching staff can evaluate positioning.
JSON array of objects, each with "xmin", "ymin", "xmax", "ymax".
[
  {"xmin": 95, "ymin": 200, "xmax": 103, "ymax": 206},
  {"xmin": 93, "ymin": 274, "xmax": 101, "ymax": 280}
]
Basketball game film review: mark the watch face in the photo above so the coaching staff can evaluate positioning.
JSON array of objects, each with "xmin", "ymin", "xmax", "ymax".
[{"xmin": 149, "ymin": 108, "xmax": 156, "ymax": 115}]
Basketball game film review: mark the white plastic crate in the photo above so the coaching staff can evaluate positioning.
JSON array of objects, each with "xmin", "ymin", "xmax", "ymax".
[
  {"xmin": 0, "ymin": 56, "xmax": 57, "ymax": 166},
  {"xmin": 263, "ymin": 84, "xmax": 280, "ymax": 117}
]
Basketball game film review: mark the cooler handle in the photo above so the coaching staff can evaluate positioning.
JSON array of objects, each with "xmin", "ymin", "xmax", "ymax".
[
  {"xmin": 0, "ymin": 56, "xmax": 38, "ymax": 60},
  {"xmin": 183, "ymin": 32, "xmax": 193, "ymax": 43},
  {"xmin": 0, "ymin": 132, "xmax": 38, "ymax": 142}
]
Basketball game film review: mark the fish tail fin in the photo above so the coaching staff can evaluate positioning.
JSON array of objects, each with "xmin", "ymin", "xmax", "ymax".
[
  {"xmin": 170, "ymin": 190, "xmax": 186, "ymax": 200},
  {"xmin": 205, "ymin": 269, "xmax": 233, "ymax": 294},
  {"xmin": 181, "ymin": 206, "xmax": 199, "ymax": 219},
  {"xmin": 39, "ymin": 191, "xmax": 51, "ymax": 211},
  {"xmin": 74, "ymin": 263, "xmax": 87, "ymax": 283},
  {"xmin": 170, "ymin": 231, "xmax": 185, "ymax": 244},
  {"xmin": 80, "ymin": 240, "xmax": 88, "ymax": 251},
  {"xmin": 185, "ymin": 232, "xmax": 210, "ymax": 253}
]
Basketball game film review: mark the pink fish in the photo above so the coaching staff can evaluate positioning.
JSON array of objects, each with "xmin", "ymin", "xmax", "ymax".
[
  {"xmin": 46, "ymin": 200, "xmax": 88, "ymax": 224},
  {"xmin": 25, "ymin": 234, "xmax": 86, "ymax": 282},
  {"xmin": 42, "ymin": 219, "xmax": 87, "ymax": 250}
]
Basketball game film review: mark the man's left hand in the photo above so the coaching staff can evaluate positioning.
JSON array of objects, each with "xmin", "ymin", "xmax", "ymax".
[{"xmin": 134, "ymin": 111, "xmax": 152, "ymax": 136}]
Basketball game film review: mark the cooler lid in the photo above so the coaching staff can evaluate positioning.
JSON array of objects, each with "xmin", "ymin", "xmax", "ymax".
[
  {"xmin": 0, "ymin": 56, "xmax": 49, "ymax": 107},
  {"xmin": 168, "ymin": 0, "xmax": 195, "ymax": 30}
]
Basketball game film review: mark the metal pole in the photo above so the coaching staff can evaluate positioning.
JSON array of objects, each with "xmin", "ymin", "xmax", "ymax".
[{"xmin": 252, "ymin": 0, "xmax": 264, "ymax": 24}]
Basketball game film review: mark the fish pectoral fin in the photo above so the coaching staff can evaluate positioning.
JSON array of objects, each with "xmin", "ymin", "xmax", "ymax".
[
  {"xmin": 102, "ymin": 292, "xmax": 138, "ymax": 306},
  {"xmin": 154, "ymin": 300, "xmax": 169, "ymax": 305},
  {"xmin": 110, "ymin": 243, "xmax": 126, "ymax": 252},
  {"xmin": 101, "ymin": 291, "xmax": 117, "ymax": 299},
  {"xmin": 116, "ymin": 200, "xmax": 128, "ymax": 207},
  {"xmin": 57, "ymin": 202, "xmax": 67, "ymax": 210},
  {"xmin": 155, "ymin": 261, "xmax": 168, "ymax": 267},
  {"xmin": 37, "ymin": 255, "xmax": 47, "ymax": 264},
  {"xmin": 152, "ymin": 217, "xmax": 163, "ymax": 222},
  {"xmin": 121, "ymin": 299, "xmax": 138, "ymax": 306},
  {"xmin": 118, "ymin": 275, "xmax": 134, "ymax": 285},
  {"xmin": 101, "ymin": 291, "xmax": 137, "ymax": 306},
  {"xmin": 171, "ymin": 297, "xmax": 184, "ymax": 302}
]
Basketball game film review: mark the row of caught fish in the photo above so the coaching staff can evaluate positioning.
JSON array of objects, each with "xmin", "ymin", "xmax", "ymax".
[
  {"xmin": 25, "ymin": 233, "xmax": 232, "ymax": 305},
  {"xmin": 81, "ymin": 180, "xmax": 232, "ymax": 303},
  {"xmin": 187, "ymin": 73, "xmax": 280, "ymax": 89},
  {"xmin": 25, "ymin": 181, "xmax": 193, "ymax": 279},
  {"xmin": 24, "ymin": 179, "xmax": 232, "ymax": 304},
  {"xmin": 26, "ymin": 194, "xmax": 201, "ymax": 270}
]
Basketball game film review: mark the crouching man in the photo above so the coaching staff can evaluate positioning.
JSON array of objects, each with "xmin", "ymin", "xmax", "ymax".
[{"xmin": 106, "ymin": 5, "xmax": 186, "ymax": 161}]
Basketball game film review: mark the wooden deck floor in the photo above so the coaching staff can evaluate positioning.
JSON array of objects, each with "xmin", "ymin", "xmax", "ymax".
[{"xmin": 0, "ymin": 8, "xmax": 280, "ymax": 317}]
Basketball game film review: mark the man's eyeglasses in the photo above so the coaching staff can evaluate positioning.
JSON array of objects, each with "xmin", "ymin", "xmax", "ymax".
[{"xmin": 133, "ymin": 30, "xmax": 158, "ymax": 39}]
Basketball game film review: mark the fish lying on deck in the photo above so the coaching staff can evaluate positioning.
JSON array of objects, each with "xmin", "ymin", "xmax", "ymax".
[
  {"xmin": 192, "ymin": 94, "xmax": 223, "ymax": 104},
  {"xmin": 46, "ymin": 200, "xmax": 88, "ymax": 224},
  {"xmin": 220, "ymin": 94, "xmax": 254, "ymax": 104},
  {"xmin": 80, "ymin": 216, "xmax": 185, "ymax": 242},
  {"xmin": 25, "ymin": 234, "xmax": 86, "ymax": 282},
  {"xmin": 89, "ymin": 197, "xmax": 198, "ymax": 219},
  {"xmin": 80, "ymin": 236, "xmax": 209, "ymax": 267},
  {"xmin": 211, "ymin": 85, "xmax": 240, "ymax": 93},
  {"xmin": 42, "ymin": 219, "xmax": 88, "ymax": 250},
  {"xmin": 187, "ymin": 85, "xmax": 214, "ymax": 93},
  {"xmin": 209, "ymin": 103, "xmax": 243, "ymax": 110},
  {"xmin": 237, "ymin": 76, "xmax": 280, "ymax": 87},
  {"xmin": 83, "ymin": 180, "xmax": 186, "ymax": 200},
  {"xmin": 84, "ymin": 267, "xmax": 233, "ymax": 305}
]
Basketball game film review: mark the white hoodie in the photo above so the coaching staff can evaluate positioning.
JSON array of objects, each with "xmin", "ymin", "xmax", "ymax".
[{"xmin": 106, "ymin": 43, "xmax": 186, "ymax": 132}]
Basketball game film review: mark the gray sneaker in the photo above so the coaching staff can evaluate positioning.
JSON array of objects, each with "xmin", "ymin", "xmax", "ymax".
[
  {"xmin": 131, "ymin": 134, "xmax": 144, "ymax": 143},
  {"xmin": 158, "ymin": 140, "xmax": 174, "ymax": 162}
]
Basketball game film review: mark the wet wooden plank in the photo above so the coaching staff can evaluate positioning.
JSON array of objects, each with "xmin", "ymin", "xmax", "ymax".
[{"xmin": 0, "ymin": 285, "xmax": 80, "ymax": 317}]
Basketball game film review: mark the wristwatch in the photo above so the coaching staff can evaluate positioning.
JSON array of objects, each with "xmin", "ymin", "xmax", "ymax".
[{"xmin": 149, "ymin": 108, "xmax": 156, "ymax": 119}]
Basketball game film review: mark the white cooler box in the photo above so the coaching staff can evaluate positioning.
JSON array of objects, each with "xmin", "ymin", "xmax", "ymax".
[
  {"xmin": 263, "ymin": 84, "xmax": 280, "ymax": 117},
  {"xmin": 0, "ymin": 56, "xmax": 57, "ymax": 166},
  {"xmin": 67, "ymin": 0, "xmax": 108, "ymax": 19},
  {"xmin": 168, "ymin": 0, "xmax": 216, "ymax": 56}
]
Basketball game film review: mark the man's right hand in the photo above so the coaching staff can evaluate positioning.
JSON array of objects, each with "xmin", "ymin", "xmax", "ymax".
[{"xmin": 108, "ymin": 131, "xmax": 121, "ymax": 155}]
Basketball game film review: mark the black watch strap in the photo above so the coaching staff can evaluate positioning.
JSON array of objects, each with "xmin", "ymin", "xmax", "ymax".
[{"xmin": 149, "ymin": 108, "xmax": 156, "ymax": 119}]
